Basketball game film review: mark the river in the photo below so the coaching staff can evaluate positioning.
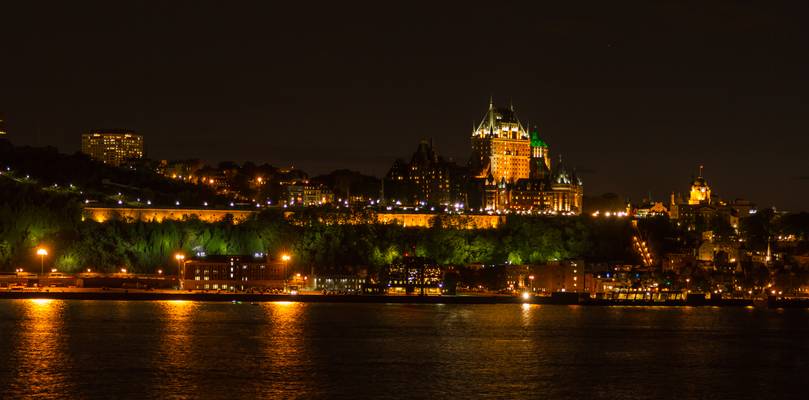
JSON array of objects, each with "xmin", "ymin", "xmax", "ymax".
[{"xmin": 0, "ymin": 300, "xmax": 807, "ymax": 399}]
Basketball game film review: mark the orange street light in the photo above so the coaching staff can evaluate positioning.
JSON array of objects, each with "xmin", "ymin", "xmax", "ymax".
[
  {"xmin": 36, "ymin": 247, "xmax": 48, "ymax": 276},
  {"xmin": 175, "ymin": 253, "xmax": 186, "ymax": 289},
  {"xmin": 281, "ymin": 254, "xmax": 291, "ymax": 262}
]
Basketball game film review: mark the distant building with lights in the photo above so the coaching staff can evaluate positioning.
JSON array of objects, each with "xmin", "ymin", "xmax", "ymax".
[
  {"xmin": 381, "ymin": 256, "xmax": 443, "ymax": 295},
  {"xmin": 383, "ymin": 139, "xmax": 465, "ymax": 207},
  {"xmin": 285, "ymin": 181, "xmax": 334, "ymax": 206},
  {"xmin": 468, "ymin": 99, "xmax": 583, "ymax": 214},
  {"xmin": 81, "ymin": 130, "xmax": 144, "ymax": 166},
  {"xmin": 688, "ymin": 165, "xmax": 712, "ymax": 205},
  {"xmin": 180, "ymin": 254, "xmax": 289, "ymax": 291},
  {"xmin": 669, "ymin": 166, "xmax": 755, "ymax": 231}
]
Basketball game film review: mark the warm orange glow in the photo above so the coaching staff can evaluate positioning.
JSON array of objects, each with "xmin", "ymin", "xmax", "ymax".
[
  {"xmin": 175, "ymin": 253, "xmax": 185, "ymax": 261},
  {"xmin": 281, "ymin": 254, "xmax": 291, "ymax": 262},
  {"xmin": 36, "ymin": 248, "xmax": 48, "ymax": 256}
]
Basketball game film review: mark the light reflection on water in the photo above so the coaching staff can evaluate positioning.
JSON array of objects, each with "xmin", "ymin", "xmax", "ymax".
[
  {"xmin": 151, "ymin": 300, "xmax": 198, "ymax": 397},
  {"xmin": 0, "ymin": 300, "xmax": 808, "ymax": 399},
  {"xmin": 6, "ymin": 299, "xmax": 74, "ymax": 399},
  {"xmin": 257, "ymin": 302, "xmax": 307, "ymax": 397}
]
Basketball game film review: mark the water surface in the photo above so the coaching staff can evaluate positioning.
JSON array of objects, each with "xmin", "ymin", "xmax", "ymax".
[{"xmin": 0, "ymin": 300, "xmax": 807, "ymax": 399}]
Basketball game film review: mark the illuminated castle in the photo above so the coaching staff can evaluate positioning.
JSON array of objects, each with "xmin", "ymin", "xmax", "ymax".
[
  {"xmin": 470, "ymin": 99, "xmax": 533, "ymax": 183},
  {"xmin": 468, "ymin": 99, "xmax": 582, "ymax": 214}
]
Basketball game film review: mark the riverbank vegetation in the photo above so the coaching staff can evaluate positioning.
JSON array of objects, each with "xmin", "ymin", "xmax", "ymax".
[{"xmin": 1, "ymin": 177, "xmax": 635, "ymax": 273}]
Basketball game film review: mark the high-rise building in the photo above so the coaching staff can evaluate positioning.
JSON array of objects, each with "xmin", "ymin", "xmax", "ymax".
[{"xmin": 81, "ymin": 130, "xmax": 144, "ymax": 166}]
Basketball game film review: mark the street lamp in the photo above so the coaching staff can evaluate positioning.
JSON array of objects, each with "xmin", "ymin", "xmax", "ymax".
[
  {"xmin": 36, "ymin": 248, "xmax": 48, "ymax": 276},
  {"xmin": 280, "ymin": 253, "xmax": 292, "ymax": 289},
  {"xmin": 685, "ymin": 278, "xmax": 691, "ymax": 293},
  {"xmin": 175, "ymin": 253, "xmax": 186, "ymax": 289}
]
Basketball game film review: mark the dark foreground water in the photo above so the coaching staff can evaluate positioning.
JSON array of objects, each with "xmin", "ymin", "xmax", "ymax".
[{"xmin": 0, "ymin": 300, "xmax": 808, "ymax": 399}]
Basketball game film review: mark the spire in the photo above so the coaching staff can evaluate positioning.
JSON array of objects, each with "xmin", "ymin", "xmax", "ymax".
[{"xmin": 488, "ymin": 96, "xmax": 496, "ymax": 133}]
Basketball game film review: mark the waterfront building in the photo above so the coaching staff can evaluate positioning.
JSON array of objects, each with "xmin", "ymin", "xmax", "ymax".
[
  {"xmin": 81, "ymin": 130, "xmax": 144, "ymax": 166},
  {"xmin": 313, "ymin": 275, "xmax": 364, "ymax": 293},
  {"xmin": 180, "ymin": 255, "xmax": 288, "ymax": 291},
  {"xmin": 527, "ymin": 261, "xmax": 593, "ymax": 293},
  {"xmin": 382, "ymin": 257, "xmax": 443, "ymax": 295}
]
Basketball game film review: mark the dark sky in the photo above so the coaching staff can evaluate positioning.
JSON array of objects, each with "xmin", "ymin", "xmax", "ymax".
[{"xmin": 1, "ymin": 1, "xmax": 808, "ymax": 210}]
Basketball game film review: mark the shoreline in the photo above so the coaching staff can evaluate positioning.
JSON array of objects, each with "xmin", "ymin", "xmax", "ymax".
[{"xmin": 1, "ymin": 290, "xmax": 804, "ymax": 308}]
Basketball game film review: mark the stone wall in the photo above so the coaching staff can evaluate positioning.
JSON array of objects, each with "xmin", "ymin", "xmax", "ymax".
[{"xmin": 83, "ymin": 207, "xmax": 505, "ymax": 229}]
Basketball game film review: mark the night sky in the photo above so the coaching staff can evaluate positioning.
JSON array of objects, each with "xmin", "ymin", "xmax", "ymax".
[{"xmin": 1, "ymin": 1, "xmax": 808, "ymax": 210}]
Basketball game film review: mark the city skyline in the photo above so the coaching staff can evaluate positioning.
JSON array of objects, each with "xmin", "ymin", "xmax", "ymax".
[
  {"xmin": 1, "ymin": 2, "xmax": 807, "ymax": 211},
  {"xmin": 3, "ymin": 3, "xmax": 809, "ymax": 399}
]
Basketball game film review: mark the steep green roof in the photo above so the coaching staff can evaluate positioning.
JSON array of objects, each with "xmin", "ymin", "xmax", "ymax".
[{"xmin": 530, "ymin": 130, "xmax": 548, "ymax": 147}]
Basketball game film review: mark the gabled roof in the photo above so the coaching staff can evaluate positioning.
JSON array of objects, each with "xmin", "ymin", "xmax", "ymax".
[{"xmin": 474, "ymin": 99, "xmax": 526, "ymax": 137}]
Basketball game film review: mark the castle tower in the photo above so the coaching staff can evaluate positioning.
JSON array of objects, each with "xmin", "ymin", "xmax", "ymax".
[
  {"xmin": 529, "ymin": 126, "xmax": 551, "ymax": 180},
  {"xmin": 470, "ymin": 99, "xmax": 531, "ymax": 184}
]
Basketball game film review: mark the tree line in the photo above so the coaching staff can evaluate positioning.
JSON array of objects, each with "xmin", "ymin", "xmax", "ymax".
[{"xmin": 0, "ymin": 179, "xmax": 636, "ymax": 274}]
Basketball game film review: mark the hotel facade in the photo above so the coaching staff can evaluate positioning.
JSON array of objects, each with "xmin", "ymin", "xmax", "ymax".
[{"xmin": 81, "ymin": 130, "xmax": 144, "ymax": 166}]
